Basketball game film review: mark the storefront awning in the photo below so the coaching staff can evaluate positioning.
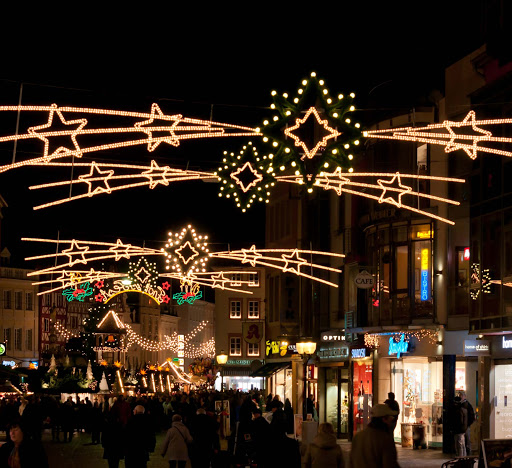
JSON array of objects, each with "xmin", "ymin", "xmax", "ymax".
[
  {"xmin": 223, "ymin": 366, "xmax": 252, "ymax": 377},
  {"xmin": 250, "ymin": 361, "xmax": 290, "ymax": 377}
]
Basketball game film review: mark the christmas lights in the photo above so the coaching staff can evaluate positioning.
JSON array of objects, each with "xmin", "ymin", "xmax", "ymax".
[
  {"xmin": 163, "ymin": 225, "xmax": 209, "ymax": 276},
  {"xmin": 277, "ymin": 170, "xmax": 464, "ymax": 225},
  {"xmin": 364, "ymin": 329, "xmax": 439, "ymax": 348},
  {"xmin": 62, "ymin": 281, "xmax": 94, "ymax": 302},
  {"xmin": 470, "ymin": 263, "xmax": 492, "ymax": 299},
  {"xmin": 173, "ymin": 279, "xmax": 203, "ymax": 305},
  {"xmin": 28, "ymin": 161, "xmax": 216, "ymax": 210},
  {"xmin": 366, "ymin": 111, "xmax": 512, "ymax": 160},
  {"xmin": 0, "ymin": 104, "xmax": 260, "ymax": 174}
]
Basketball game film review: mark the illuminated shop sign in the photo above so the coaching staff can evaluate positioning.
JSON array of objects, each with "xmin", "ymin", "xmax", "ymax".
[
  {"xmin": 463, "ymin": 340, "xmax": 490, "ymax": 356},
  {"xmin": 265, "ymin": 340, "xmax": 298, "ymax": 356},
  {"xmin": 415, "ymin": 230, "xmax": 432, "ymax": 239},
  {"xmin": 321, "ymin": 331, "xmax": 346, "ymax": 342},
  {"xmin": 2, "ymin": 361, "xmax": 15, "ymax": 367},
  {"xmin": 351, "ymin": 348, "xmax": 368, "ymax": 358},
  {"xmin": 503, "ymin": 336, "xmax": 512, "ymax": 349},
  {"xmin": 464, "ymin": 248, "xmax": 470, "ymax": 260},
  {"xmin": 318, "ymin": 347, "xmax": 349, "ymax": 360},
  {"xmin": 226, "ymin": 359, "xmax": 252, "ymax": 366},
  {"xmin": 388, "ymin": 334, "xmax": 409, "ymax": 358},
  {"xmin": 421, "ymin": 248, "xmax": 430, "ymax": 301}
]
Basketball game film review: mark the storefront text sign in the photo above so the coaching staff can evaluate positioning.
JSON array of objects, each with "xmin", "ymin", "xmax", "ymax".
[
  {"xmin": 351, "ymin": 348, "xmax": 367, "ymax": 358},
  {"xmin": 321, "ymin": 331, "xmax": 346, "ymax": 342},
  {"xmin": 354, "ymin": 271, "xmax": 375, "ymax": 289},
  {"xmin": 388, "ymin": 334, "xmax": 409, "ymax": 358},
  {"xmin": 503, "ymin": 336, "xmax": 512, "ymax": 349},
  {"xmin": 266, "ymin": 340, "xmax": 287, "ymax": 357},
  {"xmin": 226, "ymin": 359, "xmax": 252, "ymax": 366},
  {"xmin": 463, "ymin": 339, "xmax": 490, "ymax": 356},
  {"xmin": 421, "ymin": 248, "xmax": 431, "ymax": 301}
]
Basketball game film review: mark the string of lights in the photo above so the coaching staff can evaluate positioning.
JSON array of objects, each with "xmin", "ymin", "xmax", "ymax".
[{"xmin": 364, "ymin": 329, "xmax": 439, "ymax": 348}]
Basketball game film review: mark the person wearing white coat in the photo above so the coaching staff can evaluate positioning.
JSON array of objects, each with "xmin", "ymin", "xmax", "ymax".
[{"xmin": 161, "ymin": 414, "xmax": 193, "ymax": 468}]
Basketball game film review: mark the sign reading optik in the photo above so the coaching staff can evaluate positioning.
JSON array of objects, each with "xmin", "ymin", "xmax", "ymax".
[{"xmin": 388, "ymin": 334, "xmax": 409, "ymax": 358}]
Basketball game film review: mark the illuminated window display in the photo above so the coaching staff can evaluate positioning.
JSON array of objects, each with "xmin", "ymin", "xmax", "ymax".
[
  {"xmin": 391, "ymin": 358, "xmax": 443, "ymax": 445},
  {"xmin": 353, "ymin": 361, "xmax": 373, "ymax": 434},
  {"xmin": 325, "ymin": 367, "xmax": 349, "ymax": 437}
]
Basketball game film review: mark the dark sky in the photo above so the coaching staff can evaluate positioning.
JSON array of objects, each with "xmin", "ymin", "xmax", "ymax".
[{"xmin": 0, "ymin": 5, "xmax": 486, "ymax": 265}]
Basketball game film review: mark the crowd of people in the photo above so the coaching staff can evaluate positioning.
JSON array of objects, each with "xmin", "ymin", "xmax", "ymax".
[{"xmin": 0, "ymin": 388, "xmax": 477, "ymax": 467}]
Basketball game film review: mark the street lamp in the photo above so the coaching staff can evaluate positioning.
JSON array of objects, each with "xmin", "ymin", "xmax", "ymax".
[
  {"xmin": 216, "ymin": 351, "xmax": 228, "ymax": 438},
  {"xmin": 296, "ymin": 339, "xmax": 317, "ymax": 420}
]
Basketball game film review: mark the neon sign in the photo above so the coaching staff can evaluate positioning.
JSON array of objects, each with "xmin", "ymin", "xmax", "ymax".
[
  {"xmin": 351, "ymin": 348, "xmax": 367, "ymax": 358},
  {"xmin": 388, "ymin": 334, "xmax": 409, "ymax": 358},
  {"xmin": 173, "ymin": 279, "xmax": 203, "ymax": 305},
  {"xmin": 62, "ymin": 281, "xmax": 94, "ymax": 302},
  {"xmin": 421, "ymin": 248, "xmax": 430, "ymax": 301}
]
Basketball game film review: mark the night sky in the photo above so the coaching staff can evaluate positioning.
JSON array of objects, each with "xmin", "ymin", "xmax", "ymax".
[{"xmin": 0, "ymin": 5, "xmax": 485, "ymax": 266}]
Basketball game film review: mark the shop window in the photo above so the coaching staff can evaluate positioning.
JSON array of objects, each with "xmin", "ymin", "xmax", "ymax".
[
  {"xmin": 230, "ymin": 300, "xmax": 242, "ymax": 319},
  {"xmin": 353, "ymin": 360, "xmax": 373, "ymax": 435},
  {"xmin": 248, "ymin": 301, "xmax": 259, "ymax": 319},
  {"xmin": 454, "ymin": 247, "xmax": 470, "ymax": 316},
  {"xmin": 230, "ymin": 337, "xmax": 241, "ymax": 356},
  {"xmin": 247, "ymin": 342, "xmax": 260, "ymax": 356}
]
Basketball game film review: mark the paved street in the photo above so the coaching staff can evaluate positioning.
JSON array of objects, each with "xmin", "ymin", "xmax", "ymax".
[{"xmin": 0, "ymin": 429, "xmax": 477, "ymax": 468}]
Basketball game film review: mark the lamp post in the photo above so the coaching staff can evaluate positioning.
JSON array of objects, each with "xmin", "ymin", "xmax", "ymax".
[
  {"xmin": 296, "ymin": 339, "xmax": 317, "ymax": 420},
  {"xmin": 216, "ymin": 351, "xmax": 228, "ymax": 438}
]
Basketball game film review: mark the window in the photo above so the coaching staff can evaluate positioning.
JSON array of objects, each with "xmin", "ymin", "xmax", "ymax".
[
  {"xmin": 3, "ymin": 291, "xmax": 12, "ymax": 309},
  {"xmin": 230, "ymin": 300, "xmax": 242, "ymax": 319},
  {"xmin": 14, "ymin": 329, "xmax": 22, "ymax": 351},
  {"xmin": 3, "ymin": 329, "xmax": 11, "ymax": 350},
  {"xmin": 26, "ymin": 329, "xmax": 33, "ymax": 351},
  {"xmin": 15, "ymin": 292, "xmax": 22, "ymax": 310},
  {"xmin": 248, "ymin": 273, "xmax": 259, "ymax": 287},
  {"xmin": 248, "ymin": 301, "xmax": 260, "ymax": 319},
  {"xmin": 43, "ymin": 318, "xmax": 50, "ymax": 332},
  {"xmin": 230, "ymin": 336, "xmax": 242, "ymax": 356},
  {"xmin": 247, "ymin": 342, "xmax": 260, "ymax": 357},
  {"xmin": 26, "ymin": 293, "xmax": 33, "ymax": 311},
  {"xmin": 231, "ymin": 273, "xmax": 242, "ymax": 286}
]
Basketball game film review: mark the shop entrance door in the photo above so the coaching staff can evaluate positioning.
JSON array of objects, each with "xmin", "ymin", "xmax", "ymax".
[
  {"xmin": 494, "ymin": 364, "xmax": 512, "ymax": 438},
  {"xmin": 325, "ymin": 367, "xmax": 349, "ymax": 438}
]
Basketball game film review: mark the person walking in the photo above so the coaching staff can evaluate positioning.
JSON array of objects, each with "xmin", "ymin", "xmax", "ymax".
[
  {"xmin": 0, "ymin": 419, "xmax": 49, "ymax": 468},
  {"xmin": 304, "ymin": 422, "xmax": 344, "ymax": 468},
  {"xmin": 452, "ymin": 396, "xmax": 468, "ymax": 457},
  {"xmin": 189, "ymin": 408, "xmax": 219, "ymax": 468},
  {"xmin": 161, "ymin": 413, "xmax": 193, "ymax": 468},
  {"xmin": 384, "ymin": 392, "xmax": 400, "ymax": 433},
  {"xmin": 350, "ymin": 403, "xmax": 399, "ymax": 468},
  {"xmin": 102, "ymin": 412, "xmax": 125, "ymax": 468},
  {"xmin": 459, "ymin": 392, "xmax": 475, "ymax": 455},
  {"xmin": 124, "ymin": 405, "xmax": 155, "ymax": 468}
]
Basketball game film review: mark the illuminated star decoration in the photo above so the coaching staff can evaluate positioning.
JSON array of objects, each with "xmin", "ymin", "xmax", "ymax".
[
  {"xmin": 377, "ymin": 172, "xmax": 412, "ymax": 208},
  {"xmin": 163, "ymin": 225, "xmax": 209, "ymax": 275},
  {"xmin": 27, "ymin": 103, "xmax": 87, "ymax": 161},
  {"xmin": 281, "ymin": 249, "xmax": 308, "ymax": 274},
  {"xmin": 314, "ymin": 167, "xmax": 351, "ymax": 195},
  {"xmin": 62, "ymin": 240, "xmax": 90, "ymax": 266},
  {"xmin": 258, "ymin": 72, "xmax": 362, "ymax": 189},
  {"xmin": 241, "ymin": 245, "xmax": 263, "ymax": 267},
  {"xmin": 142, "ymin": 160, "xmax": 173, "ymax": 188},
  {"xmin": 215, "ymin": 141, "xmax": 275, "ymax": 212},
  {"xmin": 0, "ymin": 104, "xmax": 260, "ymax": 174},
  {"xmin": 134, "ymin": 103, "xmax": 182, "ymax": 151},
  {"xmin": 365, "ymin": 110, "xmax": 512, "ymax": 159},
  {"xmin": 78, "ymin": 162, "xmax": 114, "ymax": 196},
  {"xmin": 127, "ymin": 257, "xmax": 159, "ymax": 289}
]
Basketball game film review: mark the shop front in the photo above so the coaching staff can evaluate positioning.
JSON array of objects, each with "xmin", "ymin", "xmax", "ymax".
[
  {"xmin": 317, "ymin": 333, "xmax": 349, "ymax": 438},
  {"xmin": 350, "ymin": 344, "xmax": 374, "ymax": 436},
  {"xmin": 489, "ymin": 334, "xmax": 512, "ymax": 439},
  {"xmin": 373, "ymin": 329, "xmax": 444, "ymax": 447},
  {"xmin": 220, "ymin": 359, "xmax": 265, "ymax": 391}
]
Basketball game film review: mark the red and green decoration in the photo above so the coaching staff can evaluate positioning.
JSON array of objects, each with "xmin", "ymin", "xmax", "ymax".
[
  {"xmin": 215, "ymin": 141, "xmax": 275, "ymax": 212},
  {"xmin": 62, "ymin": 281, "xmax": 94, "ymax": 302},
  {"xmin": 259, "ymin": 72, "xmax": 362, "ymax": 189}
]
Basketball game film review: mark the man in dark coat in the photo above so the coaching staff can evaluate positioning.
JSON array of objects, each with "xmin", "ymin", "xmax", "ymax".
[
  {"xmin": 459, "ymin": 392, "xmax": 475, "ymax": 455},
  {"xmin": 384, "ymin": 392, "xmax": 400, "ymax": 432},
  {"xmin": 452, "ymin": 396, "xmax": 468, "ymax": 457},
  {"xmin": 189, "ymin": 408, "xmax": 219, "ymax": 468},
  {"xmin": 249, "ymin": 408, "xmax": 270, "ymax": 467},
  {"xmin": 124, "ymin": 405, "xmax": 156, "ymax": 468}
]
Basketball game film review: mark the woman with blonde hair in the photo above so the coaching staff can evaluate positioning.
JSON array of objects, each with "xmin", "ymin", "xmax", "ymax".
[{"xmin": 304, "ymin": 422, "xmax": 344, "ymax": 468}]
